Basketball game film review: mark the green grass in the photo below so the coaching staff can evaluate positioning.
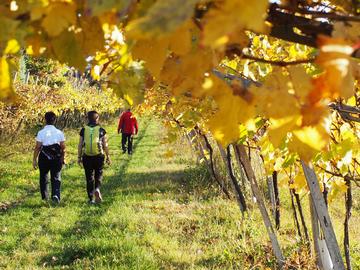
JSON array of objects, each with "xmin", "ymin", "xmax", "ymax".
[{"xmin": 0, "ymin": 119, "xmax": 359, "ymax": 269}]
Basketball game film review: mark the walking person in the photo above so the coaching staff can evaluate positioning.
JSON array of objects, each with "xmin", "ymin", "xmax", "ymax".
[
  {"xmin": 117, "ymin": 108, "xmax": 138, "ymax": 155},
  {"xmin": 33, "ymin": 112, "xmax": 65, "ymax": 204},
  {"xmin": 78, "ymin": 111, "xmax": 111, "ymax": 204}
]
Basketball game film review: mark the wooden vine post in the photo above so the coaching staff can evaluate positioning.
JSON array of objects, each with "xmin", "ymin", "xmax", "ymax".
[
  {"xmin": 217, "ymin": 142, "xmax": 247, "ymax": 214},
  {"xmin": 309, "ymin": 195, "xmax": 324, "ymax": 269},
  {"xmin": 301, "ymin": 161, "xmax": 346, "ymax": 270},
  {"xmin": 236, "ymin": 144, "xmax": 285, "ymax": 267}
]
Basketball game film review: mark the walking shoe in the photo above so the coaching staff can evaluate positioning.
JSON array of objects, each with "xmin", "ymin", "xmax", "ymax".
[
  {"xmin": 122, "ymin": 149, "xmax": 126, "ymax": 154},
  {"xmin": 94, "ymin": 188, "xmax": 102, "ymax": 203},
  {"xmin": 88, "ymin": 199, "xmax": 95, "ymax": 204},
  {"xmin": 52, "ymin": 195, "xmax": 60, "ymax": 204}
]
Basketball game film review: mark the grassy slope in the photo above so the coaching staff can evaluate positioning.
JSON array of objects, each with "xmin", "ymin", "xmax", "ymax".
[{"xmin": 0, "ymin": 119, "xmax": 359, "ymax": 269}]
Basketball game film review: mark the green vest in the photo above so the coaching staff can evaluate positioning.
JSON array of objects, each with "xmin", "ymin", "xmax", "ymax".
[{"xmin": 83, "ymin": 125, "xmax": 102, "ymax": 156}]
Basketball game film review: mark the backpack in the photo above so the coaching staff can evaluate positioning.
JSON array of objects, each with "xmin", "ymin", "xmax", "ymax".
[
  {"xmin": 41, "ymin": 144, "xmax": 62, "ymax": 160},
  {"xmin": 83, "ymin": 125, "xmax": 102, "ymax": 156}
]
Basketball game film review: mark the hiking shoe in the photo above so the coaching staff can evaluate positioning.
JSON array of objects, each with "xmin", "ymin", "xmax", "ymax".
[
  {"xmin": 52, "ymin": 195, "xmax": 60, "ymax": 204},
  {"xmin": 88, "ymin": 199, "xmax": 95, "ymax": 204},
  {"xmin": 94, "ymin": 189, "xmax": 102, "ymax": 203}
]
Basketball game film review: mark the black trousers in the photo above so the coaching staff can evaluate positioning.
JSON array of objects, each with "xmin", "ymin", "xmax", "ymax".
[
  {"xmin": 122, "ymin": 133, "xmax": 133, "ymax": 154},
  {"xmin": 38, "ymin": 153, "xmax": 62, "ymax": 200},
  {"xmin": 82, "ymin": 154, "xmax": 104, "ymax": 200}
]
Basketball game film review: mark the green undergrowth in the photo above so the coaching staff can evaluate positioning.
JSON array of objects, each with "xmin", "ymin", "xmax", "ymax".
[{"xmin": 0, "ymin": 118, "xmax": 359, "ymax": 269}]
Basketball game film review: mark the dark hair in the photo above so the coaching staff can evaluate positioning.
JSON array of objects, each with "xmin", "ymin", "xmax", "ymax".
[
  {"xmin": 45, "ymin": 111, "xmax": 56, "ymax": 125},
  {"xmin": 87, "ymin": 110, "xmax": 99, "ymax": 124}
]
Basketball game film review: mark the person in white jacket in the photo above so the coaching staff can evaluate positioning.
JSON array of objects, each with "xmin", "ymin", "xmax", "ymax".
[{"xmin": 33, "ymin": 112, "xmax": 65, "ymax": 204}]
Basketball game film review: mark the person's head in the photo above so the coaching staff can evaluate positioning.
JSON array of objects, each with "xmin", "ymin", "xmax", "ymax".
[
  {"xmin": 45, "ymin": 111, "xmax": 56, "ymax": 125},
  {"xmin": 87, "ymin": 110, "xmax": 99, "ymax": 125}
]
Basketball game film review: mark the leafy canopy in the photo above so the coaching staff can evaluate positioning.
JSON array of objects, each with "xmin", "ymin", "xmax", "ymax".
[{"xmin": 1, "ymin": 0, "xmax": 360, "ymax": 197}]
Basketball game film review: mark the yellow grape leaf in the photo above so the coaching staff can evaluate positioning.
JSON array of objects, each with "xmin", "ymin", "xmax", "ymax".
[
  {"xmin": 252, "ymin": 69, "xmax": 300, "ymax": 119},
  {"xmin": 168, "ymin": 20, "xmax": 193, "ymax": 56},
  {"xmin": 77, "ymin": 16, "xmax": 105, "ymax": 55},
  {"xmin": 207, "ymin": 81, "xmax": 256, "ymax": 146},
  {"xmin": 202, "ymin": 0, "xmax": 268, "ymax": 47},
  {"xmin": 0, "ymin": 57, "xmax": 16, "ymax": 101},
  {"xmin": 86, "ymin": 0, "xmax": 132, "ymax": 16},
  {"xmin": 288, "ymin": 125, "xmax": 329, "ymax": 162},
  {"xmin": 288, "ymin": 66, "xmax": 312, "ymax": 102},
  {"xmin": 194, "ymin": 74, "xmax": 228, "ymax": 98},
  {"xmin": 132, "ymin": 37, "xmax": 169, "ymax": 78},
  {"xmin": 51, "ymin": 30, "xmax": 86, "ymax": 71},
  {"xmin": 268, "ymin": 116, "xmax": 300, "ymax": 148},
  {"xmin": 290, "ymin": 173, "xmax": 308, "ymax": 194},
  {"xmin": 273, "ymin": 157, "xmax": 284, "ymax": 171},
  {"xmin": 160, "ymin": 57, "xmax": 182, "ymax": 88},
  {"xmin": 300, "ymin": 102, "xmax": 329, "ymax": 127},
  {"xmin": 4, "ymin": 39, "xmax": 20, "ymax": 54},
  {"xmin": 126, "ymin": 0, "xmax": 198, "ymax": 39},
  {"xmin": 109, "ymin": 68, "xmax": 145, "ymax": 105},
  {"xmin": 328, "ymin": 178, "xmax": 348, "ymax": 202},
  {"xmin": 160, "ymin": 50, "xmax": 213, "ymax": 95},
  {"xmin": 208, "ymin": 112, "xmax": 241, "ymax": 146},
  {"xmin": 313, "ymin": 35, "xmax": 355, "ymax": 101},
  {"xmin": 41, "ymin": 2, "xmax": 76, "ymax": 37}
]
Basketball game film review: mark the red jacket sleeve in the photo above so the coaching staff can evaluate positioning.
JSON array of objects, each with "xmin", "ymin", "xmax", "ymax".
[
  {"xmin": 118, "ymin": 114, "xmax": 124, "ymax": 133},
  {"xmin": 133, "ymin": 117, "xmax": 138, "ymax": 134}
]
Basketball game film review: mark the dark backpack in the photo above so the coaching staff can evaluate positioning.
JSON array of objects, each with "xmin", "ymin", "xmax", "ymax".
[{"xmin": 41, "ymin": 144, "xmax": 62, "ymax": 160}]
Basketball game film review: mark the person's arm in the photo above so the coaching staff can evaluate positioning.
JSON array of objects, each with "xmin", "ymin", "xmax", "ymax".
[
  {"xmin": 102, "ymin": 135, "xmax": 111, "ymax": 165},
  {"xmin": 78, "ymin": 136, "xmax": 84, "ymax": 166},
  {"xmin": 134, "ymin": 118, "xmax": 138, "ymax": 135},
  {"xmin": 33, "ymin": 141, "xmax": 42, "ymax": 169},
  {"xmin": 60, "ymin": 141, "xmax": 66, "ymax": 164},
  {"xmin": 117, "ymin": 114, "xmax": 123, "ymax": 134}
]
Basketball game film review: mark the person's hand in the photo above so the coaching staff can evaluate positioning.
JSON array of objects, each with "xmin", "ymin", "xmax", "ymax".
[
  {"xmin": 32, "ymin": 159, "xmax": 38, "ymax": 170},
  {"xmin": 106, "ymin": 156, "xmax": 112, "ymax": 165},
  {"xmin": 77, "ymin": 157, "xmax": 83, "ymax": 167}
]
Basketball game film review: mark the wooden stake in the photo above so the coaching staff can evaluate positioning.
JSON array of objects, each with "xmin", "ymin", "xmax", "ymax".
[
  {"xmin": 236, "ymin": 144, "xmax": 285, "ymax": 267},
  {"xmin": 301, "ymin": 161, "xmax": 345, "ymax": 270}
]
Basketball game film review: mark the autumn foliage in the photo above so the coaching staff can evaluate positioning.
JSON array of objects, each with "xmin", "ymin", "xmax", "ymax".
[{"xmin": 1, "ymin": 0, "xmax": 360, "ymax": 267}]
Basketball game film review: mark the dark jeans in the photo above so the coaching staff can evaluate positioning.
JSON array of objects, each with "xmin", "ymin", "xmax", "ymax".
[
  {"xmin": 82, "ymin": 154, "xmax": 104, "ymax": 200},
  {"xmin": 38, "ymin": 153, "xmax": 62, "ymax": 200},
  {"xmin": 122, "ymin": 133, "xmax": 133, "ymax": 154}
]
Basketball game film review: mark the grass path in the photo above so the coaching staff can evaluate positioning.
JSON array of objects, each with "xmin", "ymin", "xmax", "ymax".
[
  {"xmin": 1, "ymin": 119, "xmax": 360, "ymax": 269},
  {"xmin": 0, "ymin": 120, "xmax": 250, "ymax": 269}
]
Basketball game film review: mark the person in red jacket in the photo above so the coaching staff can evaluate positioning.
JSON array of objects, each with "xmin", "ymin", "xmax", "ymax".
[{"xmin": 117, "ymin": 108, "xmax": 138, "ymax": 155}]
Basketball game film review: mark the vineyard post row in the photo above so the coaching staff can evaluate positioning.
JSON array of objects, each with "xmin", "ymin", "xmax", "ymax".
[{"xmin": 179, "ymin": 123, "xmax": 346, "ymax": 270}]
